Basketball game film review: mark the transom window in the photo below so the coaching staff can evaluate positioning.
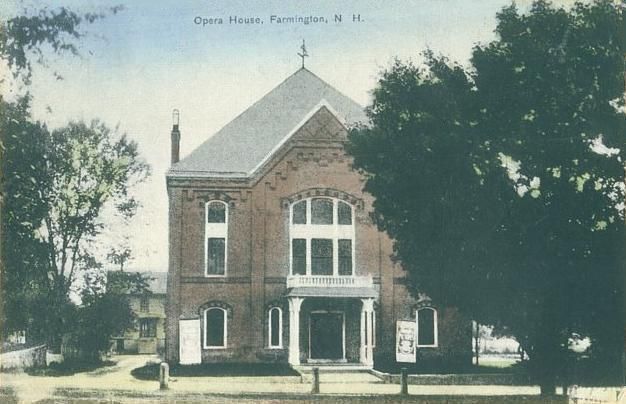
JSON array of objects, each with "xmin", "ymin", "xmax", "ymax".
[
  {"xmin": 290, "ymin": 197, "xmax": 354, "ymax": 276},
  {"xmin": 204, "ymin": 307, "xmax": 227, "ymax": 348},
  {"xmin": 416, "ymin": 307, "xmax": 438, "ymax": 347},
  {"xmin": 205, "ymin": 201, "xmax": 227, "ymax": 276}
]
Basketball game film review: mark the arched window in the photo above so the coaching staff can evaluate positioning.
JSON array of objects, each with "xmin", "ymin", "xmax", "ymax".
[
  {"xmin": 289, "ymin": 198, "xmax": 355, "ymax": 276},
  {"xmin": 204, "ymin": 307, "xmax": 227, "ymax": 348},
  {"xmin": 205, "ymin": 201, "xmax": 228, "ymax": 276},
  {"xmin": 416, "ymin": 307, "xmax": 438, "ymax": 347},
  {"xmin": 268, "ymin": 307, "xmax": 283, "ymax": 348}
]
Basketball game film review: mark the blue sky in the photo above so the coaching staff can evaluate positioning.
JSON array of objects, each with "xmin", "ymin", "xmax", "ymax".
[{"xmin": 2, "ymin": 0, "xmax": 579, "ymax": 271}]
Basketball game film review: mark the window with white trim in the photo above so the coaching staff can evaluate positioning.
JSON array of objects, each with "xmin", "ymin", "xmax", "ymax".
[
  {"xmin": 205, "ymin": 201, "xmax": 227, "ymax": 276},
  {"xmin": 268, "ymin": 307, "xmax": 283, "ymax": 348},
  {"xmin": 289, "ymin": 197, "xmax": 355, "ymax": 276},
  {"xmin": 204, "ymin": 307, "xmax": 227, "ymax": 348},
  {"xmin": 416, "ymin": 307, "xmax": 438, "ymax": 347}
]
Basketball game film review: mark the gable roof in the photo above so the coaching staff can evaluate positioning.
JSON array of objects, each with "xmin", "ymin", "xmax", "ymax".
[
  {"xmin": 144, "ymin": 271, "xmax": 167, "ymax": 294},
  {"xmin": 167, "ymin": 68, "xmax": 367, "ymax": 179},
  {"xmin": 106, "ymin": 271, "xmax": 168, "ymax": 295}
]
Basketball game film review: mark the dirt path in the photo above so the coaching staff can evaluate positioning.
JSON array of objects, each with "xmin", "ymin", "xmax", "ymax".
[
  {"xmin": 0, "ymin": 355, "xmax": 566, "ymax": 403},
  {"xmin": 1, "ymin": 355, "xmax": 159, "ymax": 403}
]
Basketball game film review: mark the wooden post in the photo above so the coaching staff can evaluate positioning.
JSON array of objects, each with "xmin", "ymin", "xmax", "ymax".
[
  {"xmin": 159, "ymin": 362, "xmax": 169, "ymax": 390},
  {"xmin": 400, "ymin": 367, "xmax": 408, "ymax": 396},
  {"xmin": 311, "ymin": 367, "xmax": 320, "ymax": 394},
  {"xmin": 474, "ymin": 321, "xmax": 480, "ymax": 366}
]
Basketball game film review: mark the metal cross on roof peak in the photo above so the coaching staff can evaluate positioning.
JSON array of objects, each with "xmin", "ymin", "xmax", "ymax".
[{"xmin": 297, "ymin": 39, "xmax": 309, "ymax": 69}]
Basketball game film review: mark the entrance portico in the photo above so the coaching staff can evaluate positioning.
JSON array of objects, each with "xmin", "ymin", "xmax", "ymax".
[{"xmin": 286, "ymin": 275, "xmax": 376, "ymax": 367}]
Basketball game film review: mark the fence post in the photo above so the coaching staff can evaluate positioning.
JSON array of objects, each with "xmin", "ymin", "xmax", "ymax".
[
  {"xmin": 159, "ymin": 362, "xmax": 169, "ymax": 390},
  {"xmin": 311, "ymin": 367, "xmax": 320, "ymax": 394},
  {"xmin": 400, "ymin": 367, "xmax": 408, "ymax": 396}
]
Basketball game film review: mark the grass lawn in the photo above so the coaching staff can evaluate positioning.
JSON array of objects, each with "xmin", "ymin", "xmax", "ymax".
[
  {"xmin": 477, "ymin": 359, "xmax": 519, "ymax": 368},
  {"xmin": 131, "ymin": 362, "xmax": 300, "ymax": 380},
  {"xmin": 25, "ymin": 359, "xmax": 116, "ymax": 377}
]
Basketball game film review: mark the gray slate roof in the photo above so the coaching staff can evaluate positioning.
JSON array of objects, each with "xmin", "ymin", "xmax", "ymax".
[
  {"xmin": 105, "ymin": 270, "xmax": 168, "ymax": 294},
  {"xmin": 168, "ymin": 68, "xmax": 367, "ymax": 178},
  {"xmin": 144, "ymin": 272, "xmax": 167, "ymax": 294}
]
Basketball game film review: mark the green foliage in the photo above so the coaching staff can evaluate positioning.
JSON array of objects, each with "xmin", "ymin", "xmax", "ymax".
[
  {"xmin": 0, "ymin": 4, "xmax": 143, "ymax": 353},
  {"xmin": 0, "ymin": 93, "xmax": 149, "ymax": 346},
  {"xmin": 97, "ymin": 270, "xmax": 151, "ymax": 297},
  {"xmin": 0, "ymin": 5, "xmax": 123, "ymax": 83},
  {"xmin": 1, "ymin": 113, "xmax": 149, "ymax": 345},
  {"xmin": 348, "ymin": 0, "xmax": 625, "ymax": 393},
  {"xmin": 66, "ymin": 294, "xmax": 133, "ymax": 361},
  {"xmin": 42, "ymin": 120, "xmax": 150, "ymax": 296},
  {"xmin": 61, "ymin": 271, "xmax": 150, "ymax": 362},
  {"xmin": 107, "ymin": 245, "xmax": 133, "ymax": 271},
  {"xmin": 0, "ymin": 96, "xmax": 52, "ymax": 339}
]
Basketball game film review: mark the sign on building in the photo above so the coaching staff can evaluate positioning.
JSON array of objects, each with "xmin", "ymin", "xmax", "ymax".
[
  {"xmin": 179, "ymin": 318, "xmax": 201, "ymax": 365},
  {"xmin": 395, "ymin": 320, "xmax": 416, "ymax": 363}
]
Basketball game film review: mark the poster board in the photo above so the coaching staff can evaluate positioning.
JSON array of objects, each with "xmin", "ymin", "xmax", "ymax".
[
  {"xmin": 179, "ymin": 318, "xmax": 201, "ymax": 365},
  {"xmin": 395, "ymin": 320, "xmax": 416, "ymax": 363}
]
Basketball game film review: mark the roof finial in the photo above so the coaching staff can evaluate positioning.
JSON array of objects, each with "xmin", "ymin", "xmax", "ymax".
[{"xmin": 297, "ymin": 39, "xmax": 308, "ymax": 69}]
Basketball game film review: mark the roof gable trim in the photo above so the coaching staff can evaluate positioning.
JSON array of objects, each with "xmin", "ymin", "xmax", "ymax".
[{"xmin": 247, "ymin": 99, "xmax": 344, "ymax": 176}]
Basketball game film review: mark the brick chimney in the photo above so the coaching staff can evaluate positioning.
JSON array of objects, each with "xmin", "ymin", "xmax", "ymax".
[{"xmin": 171, "ymin": 109, "xmax": 180, "ymax": 165}]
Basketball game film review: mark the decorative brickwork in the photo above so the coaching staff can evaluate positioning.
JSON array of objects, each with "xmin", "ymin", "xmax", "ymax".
[{"xmin": 165, "ymin": 72, "xmax": 471, "ymax": 367}]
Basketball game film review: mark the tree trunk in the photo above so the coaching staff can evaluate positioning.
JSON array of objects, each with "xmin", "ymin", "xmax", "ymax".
[
  {"xmin": 539, "ymin": 378, "xmax": 557, "ymax": 396},
  {"xmin": 533, "ymin": 328, "xmax": 560, "ymax": 395}
]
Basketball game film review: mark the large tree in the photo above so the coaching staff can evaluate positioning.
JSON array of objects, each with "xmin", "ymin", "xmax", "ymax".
[
  {"xmin": 61, "ymin": 270, "xmax": 151, "ymax": 362},
  {"xmin": 0, "ymin": 5, "xmax": 146, "ymax": 348},
  {"xmin": 43, "ymin": 121, "xmax": 148, "ymax": 297},
  {"xmin": 0, "ymin": 97, "xmax": 54, "ymax": 340},
  {"xmin": 348, "ymin": 0, "xmax": 625, "ymax": 393}
]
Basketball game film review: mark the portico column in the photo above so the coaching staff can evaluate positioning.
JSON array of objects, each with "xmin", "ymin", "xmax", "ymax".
[
  {"xmin": 361, "ymin": 298, "xmax": 374, "ymax": 366},
  {"xmin": 288, "ymin": 297, "xmax": 303, "ymax": 365}
]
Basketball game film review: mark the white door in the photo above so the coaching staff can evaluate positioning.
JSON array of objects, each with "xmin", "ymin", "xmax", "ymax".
[{"xmin": 179, "ymin": 318, "xmax": 201, "ymax": 364}]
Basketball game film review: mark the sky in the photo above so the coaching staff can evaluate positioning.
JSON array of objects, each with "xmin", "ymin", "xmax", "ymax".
[{"xmin": 1, "ymin": 0, "xmax": 581, "ymax": 272}]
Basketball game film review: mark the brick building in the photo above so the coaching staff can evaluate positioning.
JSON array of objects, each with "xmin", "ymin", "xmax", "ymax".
[{"xmin": 165, "ymin": 68, "xmax": 470, "ymax": 368}]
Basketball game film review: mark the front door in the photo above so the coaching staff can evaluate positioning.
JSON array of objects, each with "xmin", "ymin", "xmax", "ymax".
[{"xmin": 309, "ymin": 312, "xmax": 344, "ymax": 360}]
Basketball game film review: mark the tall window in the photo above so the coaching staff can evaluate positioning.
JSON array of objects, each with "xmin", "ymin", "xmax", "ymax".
[
  {"xmin": 416, "ymin": 307, "xmax": 438, "ymax": 347},
  {"xmin": 204, "ymin": 307, "xmax": 227, "ymax": 348},
  {"xmin": 290, "ymin": 197, "xmax": 355, "ymax": 276},
  {"xmin": 268, "ymin": 307, "xmax": 283, "ymax": 348},
  {"xmin": 205, "ymin": 201, "xmax": 227, "ymax": 276}
]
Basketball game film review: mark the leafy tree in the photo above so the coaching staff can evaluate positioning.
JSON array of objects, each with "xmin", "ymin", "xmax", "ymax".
[
  {"xmin": 472, "ymin": 0, "xmax": 625, "ymax": 391},
  {"xmin": 348, "ymin": 0, "xmax": 625, "ymax": 394},
  {"xmin": 107, "ymin": 245, "xmax": 133, "ymax": 272},
  {"xmin": 43, "ymin": 121, "xmax": 149, "ymax": 293},
  {"xmin": 0, "ymin": 6, "xmax": 145, "ymax": 349},
  {"xmin": 1, "ymin": 110, "xmax": 149, "ymax": 347},
  {"xmin": 0, "ymin": 5, "xmax": 123, "ymax": 84},
  {"xmin": 0, "ymin": 97, "xmax": 54, "ymax": 340},
  {"xmin": 62, "ymin": 270, "xmax": 150, "ymax": 362},
  {"xmin": 38, "ymin": 121, "xmax": 149, "ymax": 348}
]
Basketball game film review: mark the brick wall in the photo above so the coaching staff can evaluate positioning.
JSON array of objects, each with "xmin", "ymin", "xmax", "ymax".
[{"xmin": 166, "ymin": 108, "xmax": 471, "ymax": 365}]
